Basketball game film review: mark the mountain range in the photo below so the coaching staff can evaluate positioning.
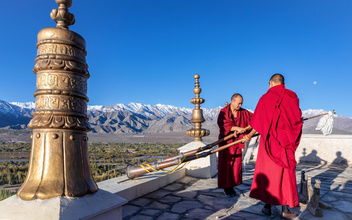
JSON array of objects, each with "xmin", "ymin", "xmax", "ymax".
[{"xmin": 1, "ymin": 100, "xmax": 352, "ymax": 136}]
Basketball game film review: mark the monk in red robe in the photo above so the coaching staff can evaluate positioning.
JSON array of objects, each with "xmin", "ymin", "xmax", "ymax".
[
  {"xmin": 243, "ymin": 74, "xmax": 303, "ymax": 219},
  {"xmin": 217, "ymin": 93, "xmax": 252, "ymax": 197}
]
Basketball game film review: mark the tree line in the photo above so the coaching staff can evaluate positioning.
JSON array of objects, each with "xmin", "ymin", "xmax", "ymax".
[{"xmin": 0, "ymin": 142, "xmax": 183, "ymax": 190}]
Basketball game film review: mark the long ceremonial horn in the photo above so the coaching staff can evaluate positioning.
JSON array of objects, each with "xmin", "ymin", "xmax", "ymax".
[
  {"xmin": 156, "ymin": 125, "xmax": 252, "ymax": 164},
  {"xmin": 302, "ymin": 110, "xmax": 336, "ymax": 121},
  {"xmin": 126, "ymin": 132, "xmax": 258, "ymax": 180}
]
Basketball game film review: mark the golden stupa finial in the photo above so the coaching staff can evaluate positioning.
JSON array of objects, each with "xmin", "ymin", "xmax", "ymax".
[
  {"xmin": 186, "ymin": 74, "xmax": 210, "ymax": 141},
  {"xmin": 225, "ymin": 102, "xmax": 228, "ymax": 106},
  {"xmin": 50, "ymin": 0, "xmax": 75, "ymax": 29},
  {"xmin": 16, "ymin": 0, "xmax": 96, "ymax": 201}
]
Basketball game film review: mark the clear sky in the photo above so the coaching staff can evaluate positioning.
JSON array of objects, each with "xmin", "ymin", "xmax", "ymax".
[{"xmin": 1, "ymin": 0, "xmax": 351, "ymax": 117}]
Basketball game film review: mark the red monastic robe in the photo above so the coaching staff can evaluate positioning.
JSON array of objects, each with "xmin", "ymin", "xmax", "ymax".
[
  {"xmin": 249, "ymin": 84, "xmax": 303, "ymax": 207},
  {"xmin": 217, "ymin": 105, "xmax": 252, "ymax": 188}
]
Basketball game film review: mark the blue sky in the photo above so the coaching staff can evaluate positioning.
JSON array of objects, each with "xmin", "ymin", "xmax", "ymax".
[{"xmin": 1, "ymin": 0, "xmax": 352, "ymax": 117}]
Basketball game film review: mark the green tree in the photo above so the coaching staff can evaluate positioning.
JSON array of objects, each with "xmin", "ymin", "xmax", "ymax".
[
  {"xmin": 0, "ymin": 189, "xmax": 15, "ymax": 201},
  {"xmin": 7, "ymin": 173, "xmax": 12, "ymax": 185},
  {"xmin": 17, "ymin": 172, "xmax": 22, "ymax": 183}
]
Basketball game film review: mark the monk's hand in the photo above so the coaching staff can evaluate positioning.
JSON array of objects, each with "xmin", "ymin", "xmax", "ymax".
[
  {"xmin": 232, "ymin": 126, "xmax": 246, "ymax": 134},
  {"xmin": 242, "ymin": 134, "xmax": 252, "ymax": 143},
  {"xmin": 236, "ymin": 127, "xmax": 247, "ymax": 134}
]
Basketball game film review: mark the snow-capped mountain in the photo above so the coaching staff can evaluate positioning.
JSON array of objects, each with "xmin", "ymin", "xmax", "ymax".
[
  {"xmin": 86, "ymin": 103, "xmax": 221, "ymax": 133},
  {"xmin": 88, "ymin": 102, "xmax": 221, "ymax": 120},
  {"xmin": 0, "ymin": 100, "xmax": 34, "ymax": 128},
  {"xmin": 98, "ymin": 103, "xmax": 193, "ymax": 118},
  {"xmin": 9, "ymin": 102, "xmax": 35, "ymax": 109},
  {"xmin": 1, "ymin": 100, "xmax": 351, "ymax": 135}
]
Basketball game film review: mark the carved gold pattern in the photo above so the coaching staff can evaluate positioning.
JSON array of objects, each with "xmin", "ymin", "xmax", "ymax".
[
  {"xmin": 28, "ymin": 115, "xmax": 91, "ymax": 131},
  {"xmin": 37, "ymin": 44, "xmax": 86, "ymax": 61},
  {"xmin": 34, "ymin": 95, "xmax": 87, "ymax": 114},
  {"xmin": 36, "ymin": 72, "xmax": 87, "ymax": 93},
  {"xmin": 186, "ymin": 129, "xmax": 210, "ymax": 139},
  {"xmin": 17, "ymin": 0, "xmax": 97, "ymax": 201},
  {"xmin": 187, "ymin": 74, "xmax": 210, "ymax": 141},
  {"xmin": 33, "ymin": 57, "xmax": 89, "ymax": 77}
]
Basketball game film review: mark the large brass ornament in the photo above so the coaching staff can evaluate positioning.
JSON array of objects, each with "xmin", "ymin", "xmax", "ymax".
[
  {"xmin": 186, "ymin": 74, "xmax": 210, "ymax": 141},
  {"xmin": 17, "ymin": 0, "xmax": 98, "ymax": 200}
]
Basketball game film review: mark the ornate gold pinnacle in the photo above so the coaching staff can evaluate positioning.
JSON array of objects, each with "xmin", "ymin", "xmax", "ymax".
[
  {"xmin": 50, "ymin": 0, "xmax": 75, "ymax": 29},
  {"xmin": 186, "ymin": 74, "xmax": 210, "ymax": 141},
  {"xmin": 17, "ymin": 1, "xmax": 97, "ymax": 201}
]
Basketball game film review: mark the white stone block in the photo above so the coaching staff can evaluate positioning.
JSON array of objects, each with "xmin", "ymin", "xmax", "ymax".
[
  {"xmin": 99, "ymin": 168, "xmax": 186, "ymax": 202},
  {"xmin": 0, "ymin": 189, "xmax": 127, "ymax": 220},
  {"xmin": 178, "ymin": 141, "xmax": 217, "ymax": 178}
]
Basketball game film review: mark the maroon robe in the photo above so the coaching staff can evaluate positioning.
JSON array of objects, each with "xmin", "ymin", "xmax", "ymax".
[
  {"xmin": 249, "ymin": 84, "xmax": 303, "ymax": 207},
  {"xmin": 217, "ymin": 105, "xmax": 252, "ymax": 188}
]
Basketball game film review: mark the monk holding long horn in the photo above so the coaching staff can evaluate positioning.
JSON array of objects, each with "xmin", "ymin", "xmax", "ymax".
[
  {"xmin": 217, "ymin": 93, "xmax": 253, "ymax": 197},
  {"xmin": 243, "ymin": 73, "xmax": 303, "ymax": 219}
]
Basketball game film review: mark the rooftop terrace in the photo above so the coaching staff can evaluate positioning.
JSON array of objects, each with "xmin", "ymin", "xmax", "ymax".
[{"xmin": 121, "ymin": 163, "xmax": 352, "ymax": 220}]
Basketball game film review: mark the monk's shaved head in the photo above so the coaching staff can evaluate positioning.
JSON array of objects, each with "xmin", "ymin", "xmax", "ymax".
[
  {"xmin": 231, "ymin": 93, "xmax": 243, "ymax": 101},
  {"xmin": 270, "ymin": 73, "xmax": 285, "ymax": 84},
  {"xmin": 230, "ymin": 93, "xmax": 243, "ymax": 111}
]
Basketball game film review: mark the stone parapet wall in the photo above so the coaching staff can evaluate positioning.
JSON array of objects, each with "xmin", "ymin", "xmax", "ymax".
[
  {"xmin": 248, "ymin": 135, "xmax": 352, "ymax": 165},
  {"xmin": 296, "ymin": 134, "xmax": 352, "ymax": 165}
]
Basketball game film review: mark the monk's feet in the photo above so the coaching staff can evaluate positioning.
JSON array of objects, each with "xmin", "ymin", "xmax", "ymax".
[
  {"xmin": 261, "ymin": 207, "xmax": 271, "ymax": 216},
  {"xmin": 224, "ymin": 187, "xmax": 237, "ymax": 197},
  {"xmin": 281, "ymin": 210, "xmax": 298, "ymax": 219}
]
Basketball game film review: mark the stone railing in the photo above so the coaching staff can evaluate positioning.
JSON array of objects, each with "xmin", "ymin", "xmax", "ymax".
[
  {"xmin": 250, "ymin": 134, "xmax": 352, "ymax": 165},
  {"xmin": 296, "ymin": 134, "xmax": 352, "ymax": 165}
]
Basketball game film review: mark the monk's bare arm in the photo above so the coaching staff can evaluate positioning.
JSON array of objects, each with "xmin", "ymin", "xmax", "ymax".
[{"xmin": 231, "ymin": 126, "xmax": 247, "ymax": 134}]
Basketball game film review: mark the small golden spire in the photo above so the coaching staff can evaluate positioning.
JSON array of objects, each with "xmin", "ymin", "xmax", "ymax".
[
  {"xmin": 50, "ymin": 0, "xmax": 75, "ymax": 29},
  {"xmin": 225, "ymin": 102, "xmax": 228, "ymax": 106},
  {"xmin": 186, "ymin": 74, "xmax": 210, "ymax": 141}
]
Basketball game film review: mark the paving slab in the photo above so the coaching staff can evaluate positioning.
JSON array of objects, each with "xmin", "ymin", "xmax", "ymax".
[
  {"xmin": 320, "ymin": 193, "xmax": 339, "ymax": 203},
  {"xmin": 172, "ymin": 189, "xmax": 198, "ymax": 199},
  {"xmin": 199, "ymin": 190, "xmax": 224, "ymax": 198},
  {"xmin": 197, "ymin": 194, "xmax": 238, "ymax": 210},
  {"xmin": 129, "ymin": 214, "xmax": 154, "ymax": 220},
  {"xmin": 226, "ymin": 210, "xmax": 274, "ymax": 220},
  {"xmin": 148, "ymin": 200, "xmax": 170, "ymax": 210},
  {"xmin": 171, "ymin": 200, "xmax": 204, "ymax": 213},
  {"xmin": 129, "ymin": 197, "xmax": 152, "ymax": 207},
  {"xmin": 331, "ymin": 200, "xmax": 352, "ymax": 213},
  {"xmin": 156, "ymin": 211, "xmax": 181, "ymax": 220},
  {"xmin": 139, "ymin": 208, "xmax": 161, "ymax": 216},
  {"xmin": 175, "ymin": 176, "xmax": 199, "ymax": 185},
  {"xmin": 299, "ymin": 208, "xmax": 349, "ymax": 220},
  {"xmin": 122, "ymin": 205, "xmax": 141, "ymax": 219},
  {"xmin": 158, "ymin": 195, "xmax": 182, "ymax": 204},
  {"xmin": 144, "ymin": 189, "xmax": 171, "ymax": 199},
  {"xmin": 185, "ymin": 208, "xmax": 216, "ymax": 220},
  {"xmin": 163, "ymin": 183, "xmax": 185, "ymax": 191}
]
